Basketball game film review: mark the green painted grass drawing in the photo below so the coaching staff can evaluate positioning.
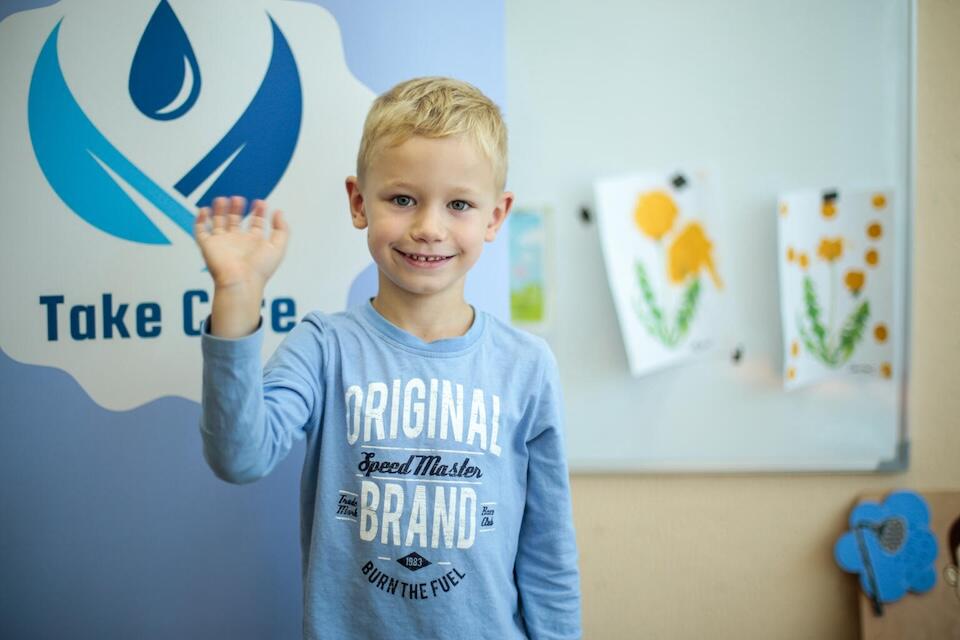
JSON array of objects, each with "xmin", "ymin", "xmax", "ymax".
[
  {"xmin": 797, "ymin": 275, "xmax": 870, "ymax": 367},
  {"xmin": 632, "ymin": 260, "xmax": 700, "ymax": 348}
]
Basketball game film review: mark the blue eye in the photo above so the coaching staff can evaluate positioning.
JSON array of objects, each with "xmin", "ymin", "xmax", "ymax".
[
  {"xmin": 450, "ymin": 200, "xmax": 471, "ymax": 212},
  {"xmin": 392, "ymin": 195, "xmax": 415, "ymax": 207}
]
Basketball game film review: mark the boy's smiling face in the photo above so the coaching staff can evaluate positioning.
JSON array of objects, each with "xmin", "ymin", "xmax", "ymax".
[{"xmin": 347, "ymin": 134, "xmax": 512, "ymax": 309}]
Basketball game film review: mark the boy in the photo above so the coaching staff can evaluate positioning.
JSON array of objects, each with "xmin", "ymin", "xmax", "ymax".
[{"xmin": 194, "ymin": 77, "xmax": 581, "ymax": 639}]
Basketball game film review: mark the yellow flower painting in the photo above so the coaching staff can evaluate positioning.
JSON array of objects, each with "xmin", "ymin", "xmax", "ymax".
[
  {"xmin": 629, "ymin": 189, "xmax": 722, "ymax": 348},
  {"xmin": 667, "ymin": 223, "xmax": 723, "ymax": 289},
  {"xmin": 633, "ymin": 191, "xmax": 677, "ymax": 241},
  {"xmin": 817, "ymin": 237, "xmax": 843, "ymax": 262},
  {"xmin": 844, "ymin": 270, "xmax": 865, "ymax": 295},
  {"xmin": 779, "ymin": 188, "xmax": 895, "ymax": 387},
  {"xmin": 593, "ymin": 171, "xmax": 725, "ymax": 374}
]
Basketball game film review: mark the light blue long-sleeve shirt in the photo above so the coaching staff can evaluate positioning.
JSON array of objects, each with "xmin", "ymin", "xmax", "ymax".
[{"xmin": 200, "ymin": 301, "xmax": 581, "ymax": 639}]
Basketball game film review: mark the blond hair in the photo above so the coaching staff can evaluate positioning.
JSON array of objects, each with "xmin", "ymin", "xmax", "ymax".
[{"xmin": 357, "ymin": 77, "xmax": 508, "ymax": 191}]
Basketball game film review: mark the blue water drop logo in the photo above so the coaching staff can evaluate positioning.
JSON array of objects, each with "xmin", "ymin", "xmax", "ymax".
[
  {"xmin": 129, "ymin": 0, "xmax": 201, "ymax": 120},
  {"xmin": 175, "ymin": 17, "xmax": 302, "ymax": 210},
  {"xmin": 29, "ymin": 10, "xmax": 301, "ymax": 244}
]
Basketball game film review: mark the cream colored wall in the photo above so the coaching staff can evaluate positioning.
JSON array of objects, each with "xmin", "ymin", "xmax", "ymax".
[{"xmin": 528, "ymin": 1, "xmax": 959, "ymax": 637}]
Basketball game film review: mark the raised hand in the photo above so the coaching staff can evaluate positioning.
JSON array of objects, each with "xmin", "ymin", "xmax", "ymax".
[
  {"xmin": 194, "ymin": 196, "xmax": 290, "ymax": 337},
  {"xmin": 195, "ymin": 196, "xmax": 289, "ymax": 290}
]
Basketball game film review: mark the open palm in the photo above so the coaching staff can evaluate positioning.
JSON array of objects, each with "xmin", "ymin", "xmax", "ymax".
[{"xmin": 194, "ymin": 196, "xmax": 289, "ymax": 291}]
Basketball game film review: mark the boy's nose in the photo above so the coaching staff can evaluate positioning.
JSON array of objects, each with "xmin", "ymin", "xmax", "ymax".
[{"xmin": 409, "ymin": 205, "xmax": 446, "ymax": 242}]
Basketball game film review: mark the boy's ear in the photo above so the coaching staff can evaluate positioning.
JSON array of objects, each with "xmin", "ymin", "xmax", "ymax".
[
  {"xmin": 345, "ymin": 176, "xmax": 367, "ymax": 229},
  {"xmin": 485, "ymin": 191, "xmax": 514, "ymax": 242}
]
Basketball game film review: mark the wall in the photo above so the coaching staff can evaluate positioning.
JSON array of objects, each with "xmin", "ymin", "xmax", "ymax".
[{"xmin": 506, "ymin": 0, "xmax": 960, "ymax": 637}]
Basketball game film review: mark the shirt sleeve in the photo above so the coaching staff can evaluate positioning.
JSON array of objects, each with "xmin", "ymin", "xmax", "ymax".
[
  {"xmin": 514, "ymin": 346, "xmax": 582, "ymax": 639},
  {"xmin": 199, "ymin": 314, "xmax": 323, "ymax": 484}
]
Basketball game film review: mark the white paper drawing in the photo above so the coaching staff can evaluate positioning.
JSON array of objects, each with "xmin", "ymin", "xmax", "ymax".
[
  {"xmin": 778, "ymin": 188, "xmax": 896, "ymax": 389},
  {"xmin": 594, "ymin": 172, "xmax": 725, "ymax": 377}
]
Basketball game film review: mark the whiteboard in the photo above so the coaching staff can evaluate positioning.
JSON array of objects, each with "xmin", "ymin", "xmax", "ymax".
[{"xmin": 504, "ymin": 0, "xmax": 915, "ymax": 471}]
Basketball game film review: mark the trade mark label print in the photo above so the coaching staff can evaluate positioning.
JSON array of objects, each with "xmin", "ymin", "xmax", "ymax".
[
  {"xmin": 0, "ymin": 0, "xmax": 374, "ymax": 409},
  {"xmin": 337, "ymin": 375, "xmax": 506, "ymax": 602}
]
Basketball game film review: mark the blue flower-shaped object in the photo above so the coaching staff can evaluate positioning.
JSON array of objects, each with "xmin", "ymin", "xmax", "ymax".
[{"xmin": 834, "ymin": 491, "xmax": 938, "ymax": 607}]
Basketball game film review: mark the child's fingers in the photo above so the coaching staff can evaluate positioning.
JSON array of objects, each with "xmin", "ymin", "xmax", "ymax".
[
  {"xmin": 228, "ymin": 196, "xmax": 246, "ymax": 231},
  {"xmin": 211, "ymin": 197, "xmax": 228, "ymax": 234},
  {"xmin": 194, "ymin": 207, "xmax": 211, "ymax": 243},
  {"xmin": 248, "ymin": 200, "xmax": 267, "ymax": 237},
  {"xmin": 268, "ymin": 210, "xmax": 289, "ymax": 250}
]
